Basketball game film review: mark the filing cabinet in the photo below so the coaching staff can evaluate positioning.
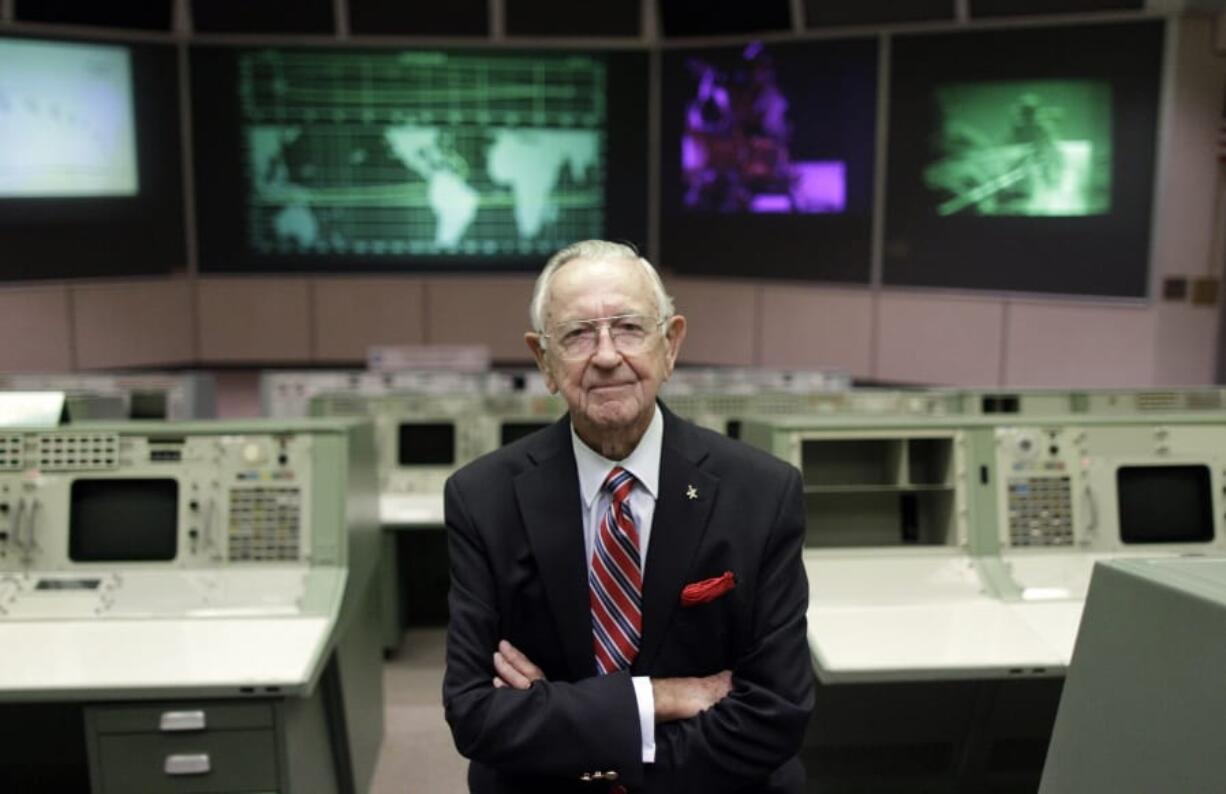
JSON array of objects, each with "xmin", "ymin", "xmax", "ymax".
[{"xmin": 85, "ymin": 702, "xmax": 280, "ymax": 794}]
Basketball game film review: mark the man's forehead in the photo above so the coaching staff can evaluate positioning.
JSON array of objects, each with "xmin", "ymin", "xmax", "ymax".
[{"xmin": 547, "ymin": 257, "xmax": 652, "ymax": 314}]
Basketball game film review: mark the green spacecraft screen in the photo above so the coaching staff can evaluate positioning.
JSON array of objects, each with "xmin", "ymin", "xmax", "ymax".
[
  {"xmin": 237, "ymin": 49, "xmax": 606, "ymax": 258},
  {"xmin": 882, "ymin": 21, "xmax": 1163, "ymax": 298},
  {"xmin": 926, "ymin": 80, "xmax": 1112, "ymax": 217},
  {"xmin": 0, "ymin": 37, "xmax": 138, "ymax": 198}
]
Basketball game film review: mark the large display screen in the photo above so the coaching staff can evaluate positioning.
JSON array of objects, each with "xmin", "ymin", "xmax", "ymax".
[
  {"xmin": 0, "ymin": 37, "xmax": 138, "ymax": 197},
  {"xmin": 0, "ymin": 34, "xmax": 185, "ymax": 280},
  {"xmin": 660, "ymin": 38, "xmax": 878, "ymax": 281},
  {"xmin": 884, "ymin": 21, "xmax": 1163, "ymax": 297},
  {"xmin": 192, "ymin": 47, "xmax": 648, "ymax": 273}
]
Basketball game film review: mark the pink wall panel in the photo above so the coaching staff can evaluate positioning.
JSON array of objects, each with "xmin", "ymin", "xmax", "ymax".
[
  {"xmin": 424, "ymin": 276, "xmax": 536, "ymax": 363},
  {"xmin": 72, "ymin": 279, "xmax": 194, "ymax": 369},
  {"xmin": 1148, "ymin": 16, "xmax": 1226, "ymax": 384},
  {"xmin": 0, "ymin": 285, "xmax": 73, "ymax": 372},
  {"xmin": 1004, "ymin": 301, "xmax": 1156, "ymax": 388},
  {"xmin": 312, "ymin": 278, "xmax": 426, "ymax": 362},
  {"xmin": 759, "ymin": 285, "xmax": 873, "ymax": 377},
  {"xmin": 1153, "ymin": 302, "xmax": 1219, "ymax": 385},
  {"xmin": 197, "ymin": 278, "xmax": 312, "ymax": 362},
  {"xmin": 876, "ymin": 292, "xmax": 1004, "ymax": 387},
  {"xmin": 665, "ymin": 277, "xmax": 756, "ymax": 366}
]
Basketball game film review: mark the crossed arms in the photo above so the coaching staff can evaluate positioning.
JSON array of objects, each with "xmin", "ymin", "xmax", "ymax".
[{"xmin": 442, "ymin": 468, "xmax": 815, "ymax": 790}]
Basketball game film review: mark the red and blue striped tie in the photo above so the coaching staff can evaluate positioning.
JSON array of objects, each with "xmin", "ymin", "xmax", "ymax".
[{"xmin": 590, "ymin": 466, "xmax": 642, "ymax": 674}]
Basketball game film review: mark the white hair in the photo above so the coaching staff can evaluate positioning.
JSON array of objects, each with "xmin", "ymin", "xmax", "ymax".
[{"xmin": 528, "ymin": 240, "xmax": 676, "ymax": 335}]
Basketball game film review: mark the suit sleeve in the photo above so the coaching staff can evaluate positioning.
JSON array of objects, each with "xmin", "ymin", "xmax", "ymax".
[
  {"xmin": 441, "ymin": 474, "xmax": 647, "ymax": 785},
  {"xmin": 652, "ymin": 466, "xmax": 816, "ymax": 791}
]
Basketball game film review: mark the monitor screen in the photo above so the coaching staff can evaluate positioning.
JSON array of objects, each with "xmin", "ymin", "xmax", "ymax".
[
  {"xmin": 129, "ymin": 390, "xmax": 168, "ymax": 420},
  {"xmin": 191, "ymin": 46, "xmax": 649, "ymax": 273},
  {"xmin": 925, "ymin": 80, "xmax": 1112, "ymax": 217},
  {"xmin": 0, "ymin": 34, "xmax": 185, "ymax": 280},
  {"xmin": 69, "ymin": 478, "xmax": 178, "ymax": 562},
  {"xmin": 0, "ymin": 37, "xmax": 137, "ymax": 197},
  {"xmin": 884, "ymin": 21, "xmax": 1163, "ymax": 297},
  {"xmin": 500, "ymin": 421, "xmax": 550, "ymax": 446},
  {"xmin": 398, "ymin": 422, "xmax": 456, "ymax": 465},
  {"xmin": 660, "ymin": 37, "xmax": 878, "ymax": 281},
  {"xmin": 1117, "ymin": 465, "xmax": 1214, "ymax": 544}
]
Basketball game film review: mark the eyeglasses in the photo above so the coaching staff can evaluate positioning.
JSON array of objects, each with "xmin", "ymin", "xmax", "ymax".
[{"xmin": 541, "ymin": 313, "xmax": 667, "ymax": 359}]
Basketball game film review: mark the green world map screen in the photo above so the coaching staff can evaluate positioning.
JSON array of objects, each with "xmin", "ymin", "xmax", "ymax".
[{"xmin": 239, "ymin": 49, "xmax": 607, "ymax": 256}]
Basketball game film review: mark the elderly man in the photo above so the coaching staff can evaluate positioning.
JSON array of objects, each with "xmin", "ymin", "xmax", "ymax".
[{"xmin": 443, "ymin": 240, "xmax": 814, "ymax": 793}]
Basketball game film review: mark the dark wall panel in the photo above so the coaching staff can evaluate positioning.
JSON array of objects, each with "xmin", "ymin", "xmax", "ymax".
[
  {"xmin": 507, "ymin": 0, "xmax": 640, "ymax": 37},
  {"xmin": 805, "ymin": 0, "xmax": 954, "ymax": 28},
  {"xmin": 972, "ymin": 0, "xmax": 1145, "ymax": 18},
  {"xmin": 14, "ymin": 0, "xmax": 173, "ymax": 31},
  {"xmin": 659, "ymin": 0, "xmax": 792, "ymax": 37},
  {"xmin": 348, "ymin": 0, "xmax": 490, "ymax": 37},
  {"xmin": 191, "ymin": 0, "xmax": 335, "ymax": 34}
]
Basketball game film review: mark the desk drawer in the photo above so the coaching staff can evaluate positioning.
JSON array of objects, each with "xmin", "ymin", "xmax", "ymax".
[
  {"xmin": 95, "ymin": 729, "xmax": 278, "ymax": 793},
  {"xmin": 90, "ymin": 702, "xmax": 274, "ymax": 734}
]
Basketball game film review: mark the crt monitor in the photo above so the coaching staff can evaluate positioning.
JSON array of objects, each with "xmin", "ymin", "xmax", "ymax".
[
  {"xmin": 397, "ymin": 422, "xmax": 456, "ymax": 466},
  {"xmin": 129, "ymin": 390, "xmax": 169, "ymax": 420},
  {"xmin": 68, "ymin": 478, "xmax": 178, "ymax": 562},
  {"xmin": 1117, "ymin": 465, "xmax": 1214, "ymax": 544}
]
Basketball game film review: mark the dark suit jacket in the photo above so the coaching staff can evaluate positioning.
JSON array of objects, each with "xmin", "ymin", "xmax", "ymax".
[{"xmin": 443, "ymin": 404, "xmax": 815, "ymax": 793}]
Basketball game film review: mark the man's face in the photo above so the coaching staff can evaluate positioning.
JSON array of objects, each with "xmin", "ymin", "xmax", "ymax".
[{"xmin": 526, "ymin": 257, "xmax": 686, "ymax": 444}]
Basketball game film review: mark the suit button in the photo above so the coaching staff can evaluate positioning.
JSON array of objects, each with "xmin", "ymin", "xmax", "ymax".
[
  {"xmin": 580, "ymin": 773, "xmax": 592, "ymax": 782},
  {"xmin": 605, "ymin": 771, "xmax": 619, "ymax": 781},
  {"xmin": 592, "ymin": 771, "xmax": 605, "ymax": 780}
]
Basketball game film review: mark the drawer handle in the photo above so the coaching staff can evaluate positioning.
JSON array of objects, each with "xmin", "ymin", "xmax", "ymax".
[
  {"xmin": 164, "ymin": 753, "xmax": 211, "ymax": 776},
  {"xmin": 159, "ymin": 710, "xmax": 206, "ymax": 732}
]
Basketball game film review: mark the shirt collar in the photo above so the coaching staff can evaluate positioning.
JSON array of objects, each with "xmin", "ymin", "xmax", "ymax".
[{"xmin": 571, "ymin": 404, "xmax": 663, "ymax": 508}]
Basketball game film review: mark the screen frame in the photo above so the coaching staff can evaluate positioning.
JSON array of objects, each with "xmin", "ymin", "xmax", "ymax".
[
  {"xmin": 190, "ymin": 43, "xmax": 649, "ymax": 275},
  {"xmin": 882, "ymin": 20, "xmax": 1165, "ymax": 298},
  {"xmin": 658, "ymin": 35, "xmax": 880, "ymax": 283},
  {"xmin": 0, "ymin": 31, "xmax": 187, "ymax": 280}
]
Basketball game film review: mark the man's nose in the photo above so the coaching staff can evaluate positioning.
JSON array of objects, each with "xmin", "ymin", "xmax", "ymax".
[{"xmin": 590, "ymin": 326, "xmax": 622, "ymax": 366}]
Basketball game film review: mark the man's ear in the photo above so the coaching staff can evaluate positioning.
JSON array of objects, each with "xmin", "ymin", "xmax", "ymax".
[
  {"xmin": 662, "ymin": 314, "xmax": 687, "ymax": 377},
  {"xmin": 524, "ymin": 332, "xmax": 559, "ymax": 393}
]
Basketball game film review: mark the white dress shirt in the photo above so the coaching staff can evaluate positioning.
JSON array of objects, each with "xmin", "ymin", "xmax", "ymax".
[{"xmin": 570, "ymin": 404, "xmax": 662, "ymax": 764}]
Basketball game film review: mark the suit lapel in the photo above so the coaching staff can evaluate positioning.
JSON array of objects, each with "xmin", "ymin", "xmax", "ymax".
[
  {"xmin": 636, "ymin": 409, "xmax": 718, "ymax": 673},
  {"xmin": 514, "ymin": 421, "xmax": 595, "ymax": 680}
]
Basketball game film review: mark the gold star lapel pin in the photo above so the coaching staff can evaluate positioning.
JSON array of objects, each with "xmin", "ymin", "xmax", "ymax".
[{"xmin": 686, "ymin": 485, "xmax": 698, "ymax": 500}]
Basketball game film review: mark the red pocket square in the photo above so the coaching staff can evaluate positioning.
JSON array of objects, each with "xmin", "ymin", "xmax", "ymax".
[{"xmin": 680, "ymin": 571, "xmax": 736, "ymax": 606}]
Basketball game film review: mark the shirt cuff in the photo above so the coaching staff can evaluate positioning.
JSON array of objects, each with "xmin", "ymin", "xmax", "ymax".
[{"xmin": 631, "ymin": 676, "xmax": 657, "ymax": 763}]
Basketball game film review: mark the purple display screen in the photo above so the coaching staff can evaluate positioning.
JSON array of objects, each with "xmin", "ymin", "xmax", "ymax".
[{"xmin": 680, "ymin": 44, "xmax": 847, "ymax": 215}]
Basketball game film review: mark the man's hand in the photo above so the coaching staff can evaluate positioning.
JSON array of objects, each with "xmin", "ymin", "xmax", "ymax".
[
  {"xmin": 492, "ymin": 639, "xmax": 545, "ymax": 689},
  {"xmin": 651, "ymin": 670, "xmax": 733, "ymax": 723}
]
